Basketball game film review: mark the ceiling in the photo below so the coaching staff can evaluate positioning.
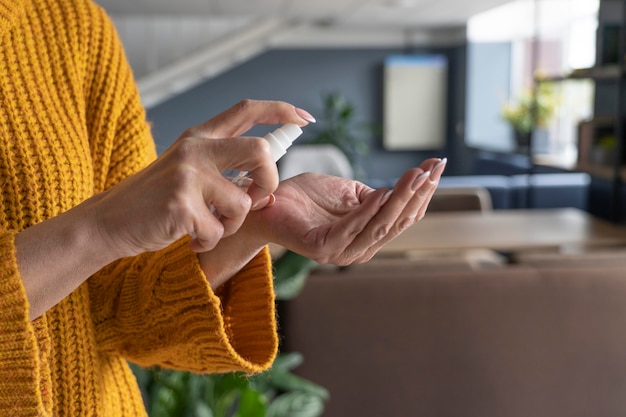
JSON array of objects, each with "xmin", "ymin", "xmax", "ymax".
[
  {"xmin": 97, "ymin": 0, "xmax": 514, "ymax": 28},
  {"xmin": 94, "ymin": 0, "xmax": 516, "ymax": 107}
]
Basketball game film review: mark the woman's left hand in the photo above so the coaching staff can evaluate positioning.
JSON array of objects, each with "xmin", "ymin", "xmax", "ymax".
[{"xmin": 252, "ymin": 157, "xmax": 446, "ymax": 265}]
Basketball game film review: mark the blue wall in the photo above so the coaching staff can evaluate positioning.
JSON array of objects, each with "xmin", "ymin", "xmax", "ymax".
[{"xmin": 146, "ymin": 46, "xmax": 473, "ymax": 181}]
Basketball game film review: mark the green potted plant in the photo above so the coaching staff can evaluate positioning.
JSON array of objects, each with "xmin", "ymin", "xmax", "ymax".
[
  {"xmin": 306, "ymin": 92, "xmax": 376, "ymax": 180},
  {"xmin": 501, "ymin": 82, "xmax": 557, "ymax": 151}
]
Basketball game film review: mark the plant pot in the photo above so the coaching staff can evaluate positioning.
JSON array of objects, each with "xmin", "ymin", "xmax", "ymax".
[
  {"xmin": 514, "ymin": 131, "xmax": 532, "ymax": 153},
  {"xmin": 591, "ymin": 147, "xmax": 616, "ymax": 166}
]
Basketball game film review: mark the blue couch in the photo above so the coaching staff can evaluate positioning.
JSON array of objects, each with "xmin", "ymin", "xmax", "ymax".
[
  {"xmin": 439, "ymin": 172, "xmax": 591, "ymax": 210},
  {"xmin": 367, "ymin": 172, "xmax": 591, "ymax": 210}
]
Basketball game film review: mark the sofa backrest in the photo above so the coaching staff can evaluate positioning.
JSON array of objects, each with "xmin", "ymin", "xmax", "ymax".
[
  {"xmin": 429, "ymin": 187, "xmax": 493, "ymax": 212},
  {"xmin": 438, "ymin": 173, "xmax": 590, "ymax": 210},
  {"xmin": 281, "ymin": 265, "xmax": 626, "ymax": 417}
]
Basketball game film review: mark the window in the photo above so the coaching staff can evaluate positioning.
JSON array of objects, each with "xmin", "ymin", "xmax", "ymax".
[{"xmin": 465, "ymin": 0, "xmax": 599, "ymax": 166}]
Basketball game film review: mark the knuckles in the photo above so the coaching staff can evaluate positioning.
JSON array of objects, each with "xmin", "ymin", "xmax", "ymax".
[
  {"xmin": 168, "ymin": 162, "xmax": 202, "ymax": 193},
  {"xmin": 398, "ymin": 216, "xmax": 416, "ymax": 231},
  {"xmin": 247, "ymin": 136, "xmax": 273, "ymax": 161},
  {"xmin": 233, "ymin": 99, "xmax": 255, "ymax": 114},
  {"xmin": 374, "ymin": 223, "xmax": 392, "ymax": 241},
  {"xmin": 231, "ymin": 191, "xmax": 253, "ymax": 213},
  {"xmin": 169, "ymin": 136, "xmax": 204, "ymax": 164}
]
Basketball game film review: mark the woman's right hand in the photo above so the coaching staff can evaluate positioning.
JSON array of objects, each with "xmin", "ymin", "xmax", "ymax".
[
  {"xmin": 89, "ymin": 100, "xmax": 312, "ymax": 256},
  {"xmin": 90, "ymin": 135, "xmax": 266, "ymax": 256}
]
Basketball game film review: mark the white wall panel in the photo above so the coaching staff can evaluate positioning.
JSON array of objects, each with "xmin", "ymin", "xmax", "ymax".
[{"xmin": 383, "ymin": 55, "xmax": 448, "ymax": 150}]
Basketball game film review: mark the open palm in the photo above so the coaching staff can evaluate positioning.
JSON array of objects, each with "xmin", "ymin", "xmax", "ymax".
[{"xmin": 255, "ymin": 158, "xmax": 445, "ymax": 265}]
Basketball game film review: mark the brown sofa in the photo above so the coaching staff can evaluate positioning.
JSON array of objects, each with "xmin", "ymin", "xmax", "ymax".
[{"xmin": 280, "ymin": 254, "xmax": 626, "ymax": 417}]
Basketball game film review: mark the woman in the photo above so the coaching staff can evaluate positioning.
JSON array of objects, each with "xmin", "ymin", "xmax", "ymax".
[{"xmin": 0, "ymin": 0, "xmax": 446, "ymax": 415}]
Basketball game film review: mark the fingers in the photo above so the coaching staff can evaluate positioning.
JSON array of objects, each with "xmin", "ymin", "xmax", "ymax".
[
  {"xmin": 319, "ymin": 187, "xmax": 389, "ymax": 261},
  {"xmin": 344, "ymin": 158, "xmax": 447, "ymax": 263},
  {"xmin": 173, "ymin": 134, "xmax": 279, "ymax": 206},
  {"xmin": 210, "ymin": 137, "xmax": 280, "ymax": 203},
  {"xmin": 377, "ymin": 158, "xmax": 447, "ymax": 249},
  {"xmin": 410, "ymin": 158, "xmax": 447, "ymax": 222},
  {"xmin": 418, "ymin": 157, "xmax": 445, "ymax": 173},
  {"xmin": 250, "ymin": 193, "xmax": 276, "ymax": 211},
  {"xmin": 189, "ymin": 206, "xmax": 225, "ymax": 252},
  {"xmin": 152, "ymin": 135, "xmax": 275, "ymax": 253},
  {"xmin": 197, "ymin": 99, "xmax": 315, "ymax": 138},
  {"xmin": 180, "ymin": 99, "xmax": 317, "ymax": 205},
  {"xmin": 179, "ymin": 100, "xmax": 316, "ymax": 251}
]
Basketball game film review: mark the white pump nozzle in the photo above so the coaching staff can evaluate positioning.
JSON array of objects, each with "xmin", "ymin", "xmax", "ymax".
[{"xmin": 264, "ymin": 123, "xmax": 303, "ymax": 162}]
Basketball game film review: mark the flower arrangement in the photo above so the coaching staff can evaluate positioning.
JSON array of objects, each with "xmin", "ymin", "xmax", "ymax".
[{"xmin": 501, "ymin": 82, "xmax": 557, "ymax": 136}]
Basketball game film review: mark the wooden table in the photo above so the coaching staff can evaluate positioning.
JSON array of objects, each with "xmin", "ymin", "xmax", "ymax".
[{"xmin": 379, "ymin": 208, "xmax": 626, "ymax": 254}]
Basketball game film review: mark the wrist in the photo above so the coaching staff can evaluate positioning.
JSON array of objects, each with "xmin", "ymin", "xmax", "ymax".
[
  {"xmin": 197, "ymin": 212, "xmax": 269, "ymax": 289},
  {"xmin": 76, "ymin": 193, "xmax": 134, "ymax": 263},
  {"xmin": 15, "ymin": 196, "xmax": 125, "ymax": 319}
]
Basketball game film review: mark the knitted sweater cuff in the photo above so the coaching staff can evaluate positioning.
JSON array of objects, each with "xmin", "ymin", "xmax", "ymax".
[
  {"xmin": 100, "ymin": 238, "xmax": 279, "ymax": 374},
  {"xmin": 0, "ymin": 231, "xmax": 49, "ymax": 415}
]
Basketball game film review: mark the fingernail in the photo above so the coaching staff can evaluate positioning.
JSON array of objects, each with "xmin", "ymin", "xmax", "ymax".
[
  {"xmin": 412, "ymin": 171, "xmax": 430, "ymax": 191},
  {"xmin": 295, "ymin": 107, "xmax": 316, "ymax": 123},
  {"xmin": 251, "ymin": 193, "xmax": 276, "ymax": 211},
  {"xmin": 430, "ymin": 157, "xmax": 447, "ymax": 180},
  {"xmin": 380, "ymin": 189, "xmax": 393, "ymax": 206}
]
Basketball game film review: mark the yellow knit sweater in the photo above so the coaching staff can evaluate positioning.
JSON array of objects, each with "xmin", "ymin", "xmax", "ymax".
[{"xmin": 0, "ymin": 1, "xmax": 278, "ymax": 415}]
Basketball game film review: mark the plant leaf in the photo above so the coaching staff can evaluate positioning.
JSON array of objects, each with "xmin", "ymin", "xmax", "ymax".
[
  {"xmin": 273, "ymin": 251, "xmax": 317, "ymax": 300},
  {"xmin": 195, "ymin": 402, "xmax": 214, "ymax": 417},
  {"xmin": 270, "ymin": 352, "xmax": 304, "ymax": 372},
  {"xmin": 266, "ymin": 392, "xmax": 326, "ymax": 417},
  {"xmin": 234, "ymin": 388, "xmax": 267, "ymax": 417},
  {"xmin": 267, "ymin": 372, "xmax": 329, "ymax": 400}
]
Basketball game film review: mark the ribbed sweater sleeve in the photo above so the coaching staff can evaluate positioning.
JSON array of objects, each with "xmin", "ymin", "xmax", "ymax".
[
  {"xmin": 0, "ymin": 2, "xmax": 57, "ymax": 414},
  {"xmin": 90, "ymin": 244, "xmax": 278, "ymax": 374},
  {"xmin": 0, "ymin": 232, "xmax": 52, "ymax": 416},
  {"xmin": 84, "ymin": 4, "xmax": 278, "ymax": 373}
]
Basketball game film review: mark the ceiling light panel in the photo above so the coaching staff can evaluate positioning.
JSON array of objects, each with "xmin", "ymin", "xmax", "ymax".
[
  {"xmin": 96, "ymin": 0, "xmax": 217, "ymax": 14},
  {"xmin": 213, "ymin": 0, "xmax": 290, "ymax": 15}
]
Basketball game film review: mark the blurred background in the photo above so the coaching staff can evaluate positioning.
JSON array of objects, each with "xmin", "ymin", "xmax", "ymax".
[
  {"xmin": 94, "ymin": 0, "xmax": 603, "ymax": 186},
  {"xmin": 93, "ymin": 2, "xmax": 626, "ymax": 417}
]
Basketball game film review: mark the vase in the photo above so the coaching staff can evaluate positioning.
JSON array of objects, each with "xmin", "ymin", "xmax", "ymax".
[{"xmin": 514, "ymin": 131, "xmax": 532, "ymax": 153}]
